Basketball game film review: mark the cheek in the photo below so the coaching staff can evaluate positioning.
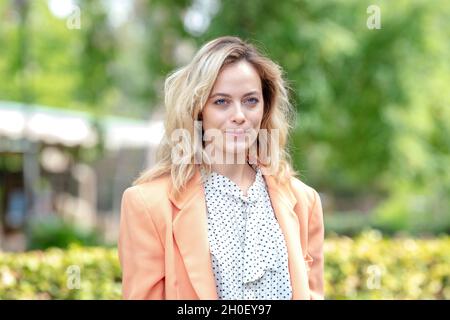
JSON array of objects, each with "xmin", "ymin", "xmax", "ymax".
[
  {"xmin": 250, "ymin": 106, "xmax": 264, "ymax": 128},
  {"xmin": 202, "ymin": 106, "xmax": 228, "ymax": 129}
]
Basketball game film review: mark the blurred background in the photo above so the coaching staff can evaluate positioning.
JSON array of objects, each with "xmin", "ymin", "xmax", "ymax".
[{"xmin": 0, "ymin": 0, "xmax": 449, "ymax": 299}]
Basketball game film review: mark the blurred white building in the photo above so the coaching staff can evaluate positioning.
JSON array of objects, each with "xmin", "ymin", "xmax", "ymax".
[{"xmin": 0, "ymin": 100, "xmax": 163, "ymax": 251}]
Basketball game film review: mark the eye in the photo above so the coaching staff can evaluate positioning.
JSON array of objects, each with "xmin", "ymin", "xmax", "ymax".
[
  {"xmin": 245, "ymin": 97, "xmax": 259, "ymax": 105},
  {"xmin": 213, "ymin": 98, "xmax": 228, "ymax": 105}
]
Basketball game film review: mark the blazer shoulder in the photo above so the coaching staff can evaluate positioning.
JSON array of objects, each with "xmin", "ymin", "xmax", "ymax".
[
  {"xmin": 289, "ymin": 176, "xmax": 321, "ymax": 207},
  {"xmin": 122, "ymin": 173, "xmax": 172, "ymax": 215}
]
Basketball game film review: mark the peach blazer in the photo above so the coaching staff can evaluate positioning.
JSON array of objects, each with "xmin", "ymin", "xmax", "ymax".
[{"xmin": 118, "ymin": 165, "xmax": 324, "ymax": 300}]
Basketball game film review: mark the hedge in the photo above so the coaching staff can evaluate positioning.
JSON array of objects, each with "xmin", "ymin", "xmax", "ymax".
[
  {"xmin": 324, "ymin": 230, "xmax": 450, "ymax": 299},
  {"xmin": 0, "ymin": 230, "xmax": 449, "ymax": 299},
  {"xmin": 0, "ymin": 246, "xmax": 122, "ymax": 299}
]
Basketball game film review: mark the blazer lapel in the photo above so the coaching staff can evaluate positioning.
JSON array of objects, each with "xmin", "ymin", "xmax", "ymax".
[
  {"xmin": 170, "ymin": 167, "xmax": 218, "ymax": 299},
  {"xmin": 262, "ymin": 169, "xmax": 311, "ymax": 299}
]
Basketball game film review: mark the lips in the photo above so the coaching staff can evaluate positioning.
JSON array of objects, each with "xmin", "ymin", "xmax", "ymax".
[
  {"xmin": 225, "ymin": 129, "xmax": 247, "ymax": 134},
  {"xmin": 224, "ymin": 129, "xmax": 247, "ymax": 137}
]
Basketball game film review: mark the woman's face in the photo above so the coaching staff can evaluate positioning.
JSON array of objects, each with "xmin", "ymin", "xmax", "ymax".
[{"xmin": 202, "ymin": 60, "xmax": 264, "ymax": 163}]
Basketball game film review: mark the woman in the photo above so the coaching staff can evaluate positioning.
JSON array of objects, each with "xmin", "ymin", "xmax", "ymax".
[{"xmin": 118, "ymin": 36, "xmax": 324, "ymax": 300}]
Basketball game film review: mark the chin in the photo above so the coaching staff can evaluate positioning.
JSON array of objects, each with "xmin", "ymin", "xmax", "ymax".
[
  {"xmin": 220, "ymin": 144, "xmax": 248, "ymax": 164},
  {"xmin": 225, "ymin": 140, "xmax": 249, "ymax": 152}
]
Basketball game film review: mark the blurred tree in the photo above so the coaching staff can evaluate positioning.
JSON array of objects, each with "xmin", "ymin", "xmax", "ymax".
[
  {"xmin": 76, "ymin": 0, "xmax": 117, "ymax": 114},
  {"xmin": 0, "ymin": 0, "xmax": 448, "ymax": 234},
  {"xmin": 198, "ymin": 0, "xmax": 450, "ymax": 233},
  {"xmin": 0, "ymin": 0, "xmax": 33, "ymax": 103},
  {"xmin": 131, "ymin": 0, "xmax": 190, "ymax": 109}
]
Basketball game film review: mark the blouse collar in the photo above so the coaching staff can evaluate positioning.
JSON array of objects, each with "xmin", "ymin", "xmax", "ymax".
[{"xmin": 201, "ymin": 165, "xmax": 267, "ymax": 203}]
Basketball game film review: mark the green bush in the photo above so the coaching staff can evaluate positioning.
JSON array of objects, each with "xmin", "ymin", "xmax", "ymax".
[
  {"xmin": 0, "ymin": 244, "xmax": 121, "ymax": 299},
  {"xmin": 0, "ymin": 230, "xmax": 449, "ymax": 299},
  {"xmin": 325, "ymin": 230, "xmax": 450, "ymax": 299}
]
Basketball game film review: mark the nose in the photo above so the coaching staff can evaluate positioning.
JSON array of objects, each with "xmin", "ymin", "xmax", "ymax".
[{"xmin": 231, "ymin": 103, "xmax": 246, "ymax": 124}]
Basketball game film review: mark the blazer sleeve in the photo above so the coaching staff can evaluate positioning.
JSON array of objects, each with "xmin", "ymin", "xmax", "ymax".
[
  {"xmin": 118, "ymin": 187, "xmax": 165, "ymax": 299},
  {"xmin": 308, "ymin": 189, "xmax": 325, "ymax": 300}
]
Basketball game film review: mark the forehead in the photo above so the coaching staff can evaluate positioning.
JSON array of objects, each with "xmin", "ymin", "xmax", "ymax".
[{"xmin": 211, "ymin": 61, "xmax": 262, "ymax": 95}]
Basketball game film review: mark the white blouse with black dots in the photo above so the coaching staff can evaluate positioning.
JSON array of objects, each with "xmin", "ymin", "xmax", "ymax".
[{"xmin": 200, "ymin": 165, "xmax": 293, "ymax": 300}]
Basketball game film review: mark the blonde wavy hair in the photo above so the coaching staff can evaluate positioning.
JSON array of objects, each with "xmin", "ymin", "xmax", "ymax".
[{"xmin": 133, "ymin": 36, "xmax": 298, "ymax": 197}]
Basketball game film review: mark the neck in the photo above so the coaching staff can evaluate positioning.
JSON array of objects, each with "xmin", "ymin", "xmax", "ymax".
[
  {"xmin": 207, "ymin": 152, "xmax": 258, "ymax": 194},
  {"xmin": 210, "ymin": 162, "xmax": 253, "ymax": 181},
  {"xmin": 202, "ymin": 145, "xmax": 258, "ymax": 187}
]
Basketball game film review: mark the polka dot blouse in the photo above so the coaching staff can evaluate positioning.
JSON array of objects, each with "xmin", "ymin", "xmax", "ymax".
[{"xmin": 200, "ymin": 165, "xmax": 293, "ymax": 300}]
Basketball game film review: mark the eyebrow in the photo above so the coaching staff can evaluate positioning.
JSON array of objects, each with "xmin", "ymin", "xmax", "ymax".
[{"xmin": 209, "ymin": 91, "xmax": 260, "ymax": 99}]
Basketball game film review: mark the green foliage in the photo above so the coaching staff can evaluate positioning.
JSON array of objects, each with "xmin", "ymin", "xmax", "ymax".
[
  {"xmin": 0, "ymin": 231, "xmax": 449, "ymax": 299},
  {"xmin": 0, "ymin": 0, "xmax": 449, "ymax": 233},
  {"xmin": 325, "ymin": 212, "xmax": 375, "ymax": 237},
  {"xmin": 325, "ymin": 230, "xmax": 450, "ymax": 299},
  {"xmin": 325, "ymin": 212, "xmax": 450, "ymax": 237},
  {"xmin": 26, "ymin": 216, "xmax": 103, "ymax": 251},
  {"xmin": 197, "ymin": 0, "xmax": 450, "ymax": 230},
  {"xmin": 75, "ymin": 0, "xmax": 117, "ymax": 110},
  {"xmin": 0, "ymin": 245, "xmax": 121, "ymax": 299}
]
